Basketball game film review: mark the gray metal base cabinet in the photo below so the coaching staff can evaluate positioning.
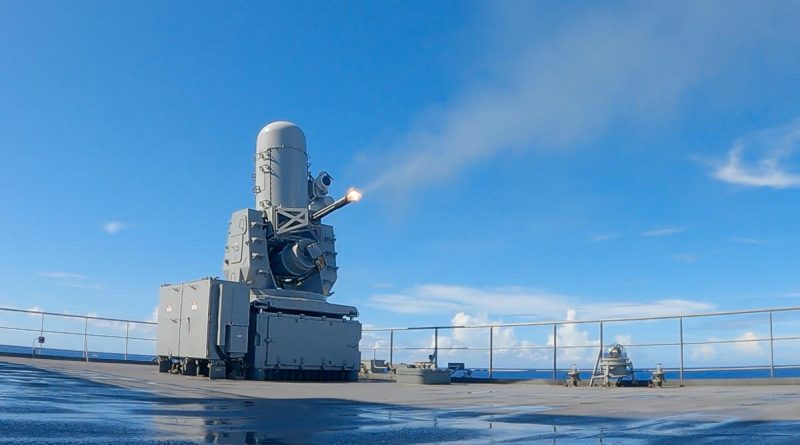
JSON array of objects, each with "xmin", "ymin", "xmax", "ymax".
[
  {"xmin": 247, "ymin": 312, "xmax": 361, "ymax": 381},
  {"xmin": 156, "ymin": 278, "xmax": 250, "ymax": 362}
]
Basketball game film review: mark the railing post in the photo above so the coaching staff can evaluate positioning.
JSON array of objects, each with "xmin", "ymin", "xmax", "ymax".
[
  {"xmin": 434, "ymin": 328, "xmax": 439, "ymax": 368},
  {"xmin": 124, "ymin": 321, "xmax": 130, "ymax": 361},
  {"xmin": 769, "ymin": 311, "xmax": 775, "ymax": 378},
  {"xmin": 679, "ymin": 317, "xmax": 684, "ymax": 381},
  {"xmin": 36, "ymin": 312, "xmax": 45, "ymax": 358},
  {"xmin": 552, "ymin": 323, "xmax": 558, "ymax": 381},
  {"xmin": 588, "ymin": 321, "xmax": 605, "ymax": 387},
  {"xmin": 599, "ymin": 321, "xmax": 604, "ymax": 352},
  {"xmin": 83, "ymin": 317, "xmax": 89, "ymax": 362},
  {"xmin": 489, "ymin": 326, "xmax": 494, "ymax": 380},
  {"xmin": 389, "ymin": 330, "xmax": 394, "ymax": 366}
]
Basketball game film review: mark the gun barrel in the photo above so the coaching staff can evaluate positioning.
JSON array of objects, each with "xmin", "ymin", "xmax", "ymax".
[{"xmin": 312, "ymin": 188, "xmax": 362, "ymax": 220}]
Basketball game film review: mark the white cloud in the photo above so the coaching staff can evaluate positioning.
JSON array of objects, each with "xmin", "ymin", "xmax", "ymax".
[
  {"xmin": 360, "ymin": 3, "xmax": 797, "ymax": 200},
  {"xmin": 0, "ymin": 304, "xmax": 46, "ymax": 316},
  {"xmin": 392, "ymin": 309, "xmax": 607, "ymax": 368},
  {"xmin": 56, "ymin": 282, "xmax": 104, "ymax": 290},
  {"xmin": 641, "ymin": 227, "xmax": 685, "ymax": 237},
  {"xmin": 688, "ymin": 330, "xmax": 770, "ymax": 365},
  {"xmin": 360, "ymin": 324, "xmax": 390, "ymax": 354},
  {"xmin": 691, "ymin": 343, "xmax": 716, "ymax": 361},
  {"xmin": 23, "ymin": 306, "xmax": 46, "ymax": 318},
  {"xmin": 38, "ymin": 270, "xmax": 104, "ymax": 291},
  {"xmin": 714, "ymin": 145, "xmax": 800, "ymax": 188},
  {"xmin": 422, "ymin": 312, "xmax": 560, "ymax": 367},
  {"xmin": 614, "ymin": 334, "xmax": 633, "ymax": 345},
  {"xmin": 368, "ymin": 283, "xmax": 713, "ymax": 321},
  {"xmin": 103, "ymin": 221, "xmax": 129, "ymax": 234},
  {"xmin": 38, "ymin": 271, "xmax": 86, "ymax": 280},
  {"xmin": 713, "ymin": 120, "xmax": 800, "ymax": 189},
  {"xmin": 369, "ymin": 284, "xmax": 569, "ymax": 317},
  {"xmin": 547, "ymin": 309, "xmax": 599, "ymax": 364},
  {"xmin": 586, "ymin": 299, "xmax": 713, "ymax": 320},
  {"xmin": 733, "ymin": 331, "xmax": 764, "ymax": 354}
]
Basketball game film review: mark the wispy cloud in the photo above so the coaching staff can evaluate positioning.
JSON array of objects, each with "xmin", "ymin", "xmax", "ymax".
[
  {"xmin": 367, "ymin": 283, "xmax": 712, "ymax": 320},
  {"xmin": 714, "ymin": 146, "xmax": 800, "ymax": 188},
  {"xmin": 86, "ymin": 311, "xmax": 155, "ymax": 334},
  {"xmin": 38, "ymin": 271, "xmax": 86, "ymax": 280},
  {"xmin": 712, "ymin": 119, "xmax": 800, "ymax": 189},
  {"xmin": 369, "ymin": 284, "xmax": 569, "ymax": 317},
  {"xmin": 55, "ymin": 282, "xmax": 105, "ymax": 290},
  {"xmin": 38, "ymin": 270, "xmax": 103, "ymax": 290},
  {"xmin": 358, "ymin": 3, "xmax": 797, "ymax": 201},
  {"xmin": 588, "ymin": 233, "xmax": 620, "ymax": 242},
  {"xmin": 103, "ymin": 221, "xmax": 128, "ymax": 234},
  {"xmin": 674, "ymin": 253, "xmax": 699, "ymax": 263},
  {"xmin": 640, "ymin": 227, "xmax": 685, "ymax": 237},
  {"xmin": 731, "ymin": 237, "xmax": 767, "ymax": 245},
  {"xmin": 690, "ymin": 331, "xmax": 769, "ymax": 363}
]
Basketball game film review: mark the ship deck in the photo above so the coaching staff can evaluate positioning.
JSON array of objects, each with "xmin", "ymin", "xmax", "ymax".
[{"xmin": 2, "ymin": 356, "xmax": 799, "ymax": 444}]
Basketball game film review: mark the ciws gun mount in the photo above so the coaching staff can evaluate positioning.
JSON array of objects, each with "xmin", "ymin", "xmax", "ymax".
[{"xmin": 156, "ymin": 121, "xmax": 362, "ymax": 381}]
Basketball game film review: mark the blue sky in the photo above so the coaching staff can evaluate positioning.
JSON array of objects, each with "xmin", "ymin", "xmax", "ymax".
[{"xmin": 2, "ymin": 1, "xmax": 800, "ymax": 366}]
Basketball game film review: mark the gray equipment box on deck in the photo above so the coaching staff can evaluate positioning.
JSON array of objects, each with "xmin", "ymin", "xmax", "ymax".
[
  {"xmin": 395, "ymin": 367, "xmax": 452, "ymax": 385},
  {"xmin": 157, "ymin": 278, "xmax": 250, "ymax": 361},
  {"xmin": 247, "ymin": 312, "xmax": 361, "ymax": 380}
]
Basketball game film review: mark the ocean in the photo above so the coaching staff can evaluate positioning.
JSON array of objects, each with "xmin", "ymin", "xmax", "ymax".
[{"xmin": 4, "ymin": 343, "xmax": 799, "ymax": 380}]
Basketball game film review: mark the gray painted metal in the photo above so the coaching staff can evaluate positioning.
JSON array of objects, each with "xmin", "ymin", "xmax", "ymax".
[
  {"xmin": 311, "ymin": 193, "xmax": 355, "ymax": 220},
  {"xmin": 394, "ymin": 367, "xmax": 452, "ymax": 384},
  {"xmin": 178, "ymin": 279, "xmax": 212, "ymax": 359},
  {"xmin": 247, "ymin": 312, "xmax": 360, "ymax": 376},
  {"xmin": 156, "ymin": 285, "xmax": 182, "ymax": 357},
  {"xmin": 156, "ymin": 278, "xmax": 250, "ymax": 361},
  {"xmin": 156, "ymin": 121, "xmax": 362, "ymax": 381},
  {"xmin": 489, "ymin": 326, "xmax": 493, "ymax": 379},
  {"xmin": 223, "ymin": 209, "xmax": 275, "ymax": 289},
  {"xmin": 250, "ymin": 292, "xmax": 357, "ymax": 317},
  {"xmin": 255, "ymin": 121, "xmax": 308, "ymax": 212}
]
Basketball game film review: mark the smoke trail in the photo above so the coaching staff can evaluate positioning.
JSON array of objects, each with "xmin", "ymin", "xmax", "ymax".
[{"xmin": 362, "ymin": 2, "xmax": 799, "ymax": 198}]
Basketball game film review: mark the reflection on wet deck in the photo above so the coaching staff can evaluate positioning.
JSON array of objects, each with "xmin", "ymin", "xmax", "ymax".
[{"xmin": 1, "ymin": 361, "xmax": 798, "ymax": 444}]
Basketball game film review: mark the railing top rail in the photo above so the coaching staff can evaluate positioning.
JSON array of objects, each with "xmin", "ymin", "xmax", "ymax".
[
  {"xmin": 0, "ymin": 306, "xmax": 157, "ymax": 326},
  {"xmin": 363, "ymin": 305, "xmax": 800, "ymax": 332},
  {"xmin": 4, "ymin": 304, "xmax": 798, "ymax": 333}
]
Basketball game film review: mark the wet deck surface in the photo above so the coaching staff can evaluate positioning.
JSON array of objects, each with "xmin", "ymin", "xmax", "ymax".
[{"xmin": 2, "ymin": 357, "xmax": 800, "ymax": 444}]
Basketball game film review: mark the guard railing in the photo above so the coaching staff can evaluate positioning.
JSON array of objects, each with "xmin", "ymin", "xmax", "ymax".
[
  {"xmin": 362, "ymin": 306, "xmax": 800, "ymax": 380},
  {"xmin": 0, "ymin": 306, "xmax": 157, "ymax": 362}
]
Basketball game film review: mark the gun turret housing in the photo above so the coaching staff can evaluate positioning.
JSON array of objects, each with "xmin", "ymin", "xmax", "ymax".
[{"xmin": 223, "ymin": 121, "xmax": 361, "ymax": 297}]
